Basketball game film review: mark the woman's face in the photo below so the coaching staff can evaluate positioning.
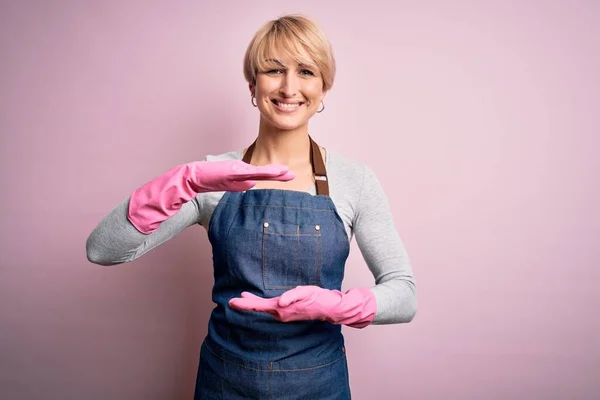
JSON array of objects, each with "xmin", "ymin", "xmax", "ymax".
[{"xmin": 251, "ymin": 52, "xmax": 325, "ymax": 131}]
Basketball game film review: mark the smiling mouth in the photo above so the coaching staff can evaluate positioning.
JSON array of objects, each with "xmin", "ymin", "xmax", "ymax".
[{"xmin": 271, "ymin": 99, "xmax": 304, "ymax": 110}]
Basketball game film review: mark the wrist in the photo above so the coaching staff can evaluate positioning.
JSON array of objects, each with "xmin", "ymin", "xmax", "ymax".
[{"xmin": 328, "ymin": 287, "xmax": 377, "ymax": 327}]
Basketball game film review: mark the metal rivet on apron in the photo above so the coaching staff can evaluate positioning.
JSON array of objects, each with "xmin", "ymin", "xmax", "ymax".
[
  {"xmin": 315, "ymin": 225, "xmax": 321, "ymax": 231},
  {"xmin": 263, "ymin": 222, "xmax": 269, "ymax": 228}
]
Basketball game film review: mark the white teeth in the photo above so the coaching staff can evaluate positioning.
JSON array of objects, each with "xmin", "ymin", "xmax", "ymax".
[{"xmin": 276, "ymin": 102, "xmax": 300, "ymax": 108}]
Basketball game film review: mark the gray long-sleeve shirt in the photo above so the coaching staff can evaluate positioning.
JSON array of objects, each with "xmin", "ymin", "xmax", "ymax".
[{"xmin": 86, "ymin": 148, "xmax": 417, "ymax": 324}]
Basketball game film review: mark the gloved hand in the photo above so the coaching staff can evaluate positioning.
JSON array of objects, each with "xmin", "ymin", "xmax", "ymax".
[
  {"xmin": 128, "ymin": 160, "xmax": 294, "ymax": 234},
  {"xmin": 228, "ymin": 285, "xmax": 377, "ymax": 329}
]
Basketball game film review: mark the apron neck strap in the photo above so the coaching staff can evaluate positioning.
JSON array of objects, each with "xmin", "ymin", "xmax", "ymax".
[{"xmin": 241, "ymin": 135, "xmax": 329, "ymax": 196}]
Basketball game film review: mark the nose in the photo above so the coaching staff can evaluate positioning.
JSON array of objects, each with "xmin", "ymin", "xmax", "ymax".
[{"xmin": 279, "ymin": 71, "xmax": 299, "ymax": 97}]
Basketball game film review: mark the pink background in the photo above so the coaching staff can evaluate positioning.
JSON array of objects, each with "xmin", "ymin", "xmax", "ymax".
[{"xmin": 1, "ymin": 1, "xmax": 599, "ymax": 399}]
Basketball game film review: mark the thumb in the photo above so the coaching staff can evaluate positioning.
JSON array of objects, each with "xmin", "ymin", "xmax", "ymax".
[
  {"xmin": 278, "ymin": 287, "xmax": 307, "ymax": 308},
  {"xmin": 240, "ymin": 291, "xmax": 263, "ymax": 300},
  {"xmin": 275, "ymin": 170, "xmax": 296, "ymax": 181}
]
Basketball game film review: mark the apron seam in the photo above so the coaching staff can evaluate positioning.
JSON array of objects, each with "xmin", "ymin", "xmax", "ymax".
[
  {"xmin": 221, "ymin": 202, "xmax": 335, "ymax": 211},
  {"xmin": 205, "ymin": 340, "xmax": 347, "ymax": 372}
]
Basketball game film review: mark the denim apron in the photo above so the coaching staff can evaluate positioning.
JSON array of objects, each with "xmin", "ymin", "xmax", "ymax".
[{"xmin": 194, "ymin": 137, "xmax": 352, "ymax": 399}]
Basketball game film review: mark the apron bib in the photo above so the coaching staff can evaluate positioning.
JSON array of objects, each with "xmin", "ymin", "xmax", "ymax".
[{"xmin": 194, "ymin": 137, "xmax": 352, "ymax": 399}]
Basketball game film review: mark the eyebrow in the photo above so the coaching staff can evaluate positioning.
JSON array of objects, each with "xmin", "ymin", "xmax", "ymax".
[
  {"xmin": 264, "ymin": 58, "xmax": 314, "ymax": 68},
  {"xmin": 265, "ymin": 58, "xmax": 284, "ymax": 65}
]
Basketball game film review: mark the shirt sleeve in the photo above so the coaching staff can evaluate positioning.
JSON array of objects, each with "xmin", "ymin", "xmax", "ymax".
[
  {"xmin": 85, "ymin": 194, "xmax": 204, "ymax": 266},
  {"xmin": 352, "ymin": 165, "xmax": 417, "ymax": 324}
]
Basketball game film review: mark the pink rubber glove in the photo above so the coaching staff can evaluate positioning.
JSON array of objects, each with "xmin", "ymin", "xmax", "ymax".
[
  {"xmin": 228, "ymin": 285, "xmax": 377, "ymax": 329},
  {"xmin": 128, "ymin": 160, "xmax": 295, "ymax": 234}
]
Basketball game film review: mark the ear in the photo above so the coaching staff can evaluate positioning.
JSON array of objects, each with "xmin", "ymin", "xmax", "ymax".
[
  {"xmin": 249, "ymin": 84, "xmax": 255, "ymax": 97},
  {"xmin": 320, "ymin": 90, "xmax": 328, "ymax": 103}
]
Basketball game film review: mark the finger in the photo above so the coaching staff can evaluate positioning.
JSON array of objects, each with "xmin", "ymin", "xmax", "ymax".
[
  {"xmin": 229, "ymin": 298, "xmax": 262, "ymax": 311},
  {"xmin": 231, "ymin": 172, "xmax": 293, "ymax": 182},
  {"xmin": 230, "ymin": 164, "xmax": 292, "ymax": 181},
  {"xmin": 240, "ymin": 292, "xmax": 264, "ymax": 300},
  {"xmin": 278, "ymin": 287, "xmax": 305, "ymax": 308},
  {"xmin": 226, "ymin": 180, "xmax": 256, "ymax": 192},
  {"xmin": 232, "ymin": 168, "xmax": 296, "ymax": 183},
  {"xmin": 272, "ymin": 170, "xmax": 296, "ymax": 181},
  {"xmin": 240, "ymin": 292, "xmax": 279, "ymax": 306},
  {"xmin": 229, "ymin": 296, "xmax": 278, "ymax": 312}
]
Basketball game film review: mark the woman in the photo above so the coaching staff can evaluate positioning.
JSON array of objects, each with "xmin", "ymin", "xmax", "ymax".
[{"xmin": 86, "ymin": 14, "xmax": 417, "ymax": 399}]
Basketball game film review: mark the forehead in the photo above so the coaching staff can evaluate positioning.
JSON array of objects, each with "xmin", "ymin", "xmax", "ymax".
[{"xmin": 261, "ymin": 41, "xmax": 316, "ymax": 67}]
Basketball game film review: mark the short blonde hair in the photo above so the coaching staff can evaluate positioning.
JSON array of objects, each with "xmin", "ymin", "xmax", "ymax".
[{"xmin": 243, "ymin": 15, "xmax": 336, "ymax": 91}]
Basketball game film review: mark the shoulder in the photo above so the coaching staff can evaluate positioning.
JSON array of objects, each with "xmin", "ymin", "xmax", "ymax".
[
  {"xmin": 325, "ymin": 148, "xmax": 372, "ymax": 186},
  {"xmin": 324, "ymin": 149, "xmax": 372, "ymax": 217},
  {"xmin": 326, "ymin": 148, "xmax": 387, "ymax": 210}
]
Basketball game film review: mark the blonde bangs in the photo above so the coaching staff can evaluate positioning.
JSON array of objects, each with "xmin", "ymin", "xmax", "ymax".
[
  {"xmin": 243, "ymin": 15, "xmax": 335, "ymax": 91},
  {"xmin": 254, "ymin": 31, "xmax": 317, "ymax": 73}
]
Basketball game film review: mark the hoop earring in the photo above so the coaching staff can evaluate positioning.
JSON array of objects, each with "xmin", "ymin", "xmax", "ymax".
[
  {"xmin": 317, "ymin": 100, "xmax": 325, "ymax": 113},
  {"xmin": 251, "ymin": 96, "xmax": 257, "ymax": 107}
]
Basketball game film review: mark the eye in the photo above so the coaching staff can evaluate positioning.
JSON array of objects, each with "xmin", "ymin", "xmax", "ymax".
[
  {"xmin": 299, "ymin": 69, "xmax": 315, "ymax": 76},
  {"xmin": 266, "ymin": 69, "xmax": 283, "ymax": 74}
]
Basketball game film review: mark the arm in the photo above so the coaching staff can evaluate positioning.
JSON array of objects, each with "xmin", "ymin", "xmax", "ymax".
[
  {"xmin": 353, "ymin": 165, "xmax": 417, "ymax": 324},
  {"xmin": 85, "ymin": 195, "xmax": 202, "ymax": 266},
  {"xmin": 229, "ymin": 165, "xmax": 415, "ymax": 328},
  {"xmin": 228, "ymin": 163, "xmax": 417, "ymax": 328},
  {"xmin": 86, "ymin": 158, "xmax": 294, "ymax": 266}
]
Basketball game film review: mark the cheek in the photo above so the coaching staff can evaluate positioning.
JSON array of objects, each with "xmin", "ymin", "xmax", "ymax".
[
  {"xmin": 308, "ymin": 94, "xmax": 323, "ymax": 108},
  {"xmin": 255, "ymin": 77, "xmax": 279, "ymax": 97},
  {"xmin": 305, "ymin": 84, "xmax": 324, "ymax": 101}
]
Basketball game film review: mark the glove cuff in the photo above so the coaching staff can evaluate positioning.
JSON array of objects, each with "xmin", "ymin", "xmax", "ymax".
[{"xmin": 332, "ymin": 287, "xmax": 377, "ymax": 329}]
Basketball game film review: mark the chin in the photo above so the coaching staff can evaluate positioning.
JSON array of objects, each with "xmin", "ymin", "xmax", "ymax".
[
  {"xmin": 268, "ymin": 116, "xmax": 309, "ymax": 131},
  {"xmin": 274, "ymin": 122, "xmax": 305, "ymax": 131}
]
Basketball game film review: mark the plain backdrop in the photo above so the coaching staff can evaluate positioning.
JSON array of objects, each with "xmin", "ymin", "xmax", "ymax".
[{"xmin": 1, "ymin": 1, "xmax": 598, "ymax": 399}]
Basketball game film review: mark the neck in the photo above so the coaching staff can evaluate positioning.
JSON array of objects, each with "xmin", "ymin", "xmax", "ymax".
[{"xmin": 250, "ymin": 119, "xmax": 311, "ymax": 167}]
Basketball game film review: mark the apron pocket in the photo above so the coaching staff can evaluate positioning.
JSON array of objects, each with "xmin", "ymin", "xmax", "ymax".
[{"xmin": 262, "ymin": 221, "xmax": 322, "ymax": 290}]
